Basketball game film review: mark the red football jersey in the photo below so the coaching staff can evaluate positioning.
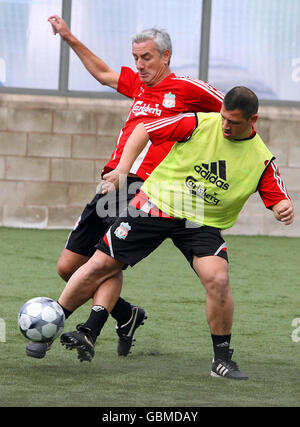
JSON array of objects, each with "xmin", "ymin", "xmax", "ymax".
[{"xmin": 104, "ymin": 66, "xmax": 224, "ymax": 180}]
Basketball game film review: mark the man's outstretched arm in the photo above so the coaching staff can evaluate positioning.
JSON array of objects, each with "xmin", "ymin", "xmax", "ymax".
[{"xmin": 48, "ymin": 14, "xmax": 119, "ymax": 89}]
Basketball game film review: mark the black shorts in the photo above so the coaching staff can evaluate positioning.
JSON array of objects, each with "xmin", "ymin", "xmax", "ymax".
[
  {"xmin": 96, "ymin": 205, "xmax": 228, "ymax": 268},
  {"xmin": 65, "ymin": 177, "xmax": 143, "ymax": 257}
]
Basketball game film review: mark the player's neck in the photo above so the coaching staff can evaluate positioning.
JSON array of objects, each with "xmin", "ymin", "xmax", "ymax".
[
  {"xmin": 148, "ymin": 68, "xmax": 172, "ymax": 87},
  {"xmin": 235, "ymin": 125, "xmax": 256, "ymax": 140}
]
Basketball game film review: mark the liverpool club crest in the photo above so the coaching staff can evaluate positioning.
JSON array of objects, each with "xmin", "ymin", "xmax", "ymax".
[
  {"xmin": 114, "ymin": 222, "xmax": 131, "ymax": 240},
  {"xmin": 162, "ymin": 92, "xmax": 176, "ymax": 108}
]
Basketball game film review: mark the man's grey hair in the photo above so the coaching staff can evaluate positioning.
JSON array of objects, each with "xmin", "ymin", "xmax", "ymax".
[{"xmin": 132, "ymin": 28, "xmax": 172, "ymax": 58}]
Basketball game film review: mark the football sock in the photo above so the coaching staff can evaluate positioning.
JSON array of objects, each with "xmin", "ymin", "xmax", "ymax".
[
  {"xmin": 83, "ymin": 305, "xmax": 109, "ymax": 342},
  {"xmin": 211, "ymin": 333, "xmax": 231, "ymax": 359},
  {"xmin": 58, "ymin": 303, "xmax": 72, "ymax": 320},
  {"xmin": 110, "ymin": 297, "xmax": 133, "ymax": 324}
]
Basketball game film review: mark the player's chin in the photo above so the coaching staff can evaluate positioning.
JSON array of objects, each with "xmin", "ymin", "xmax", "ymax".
[
  {"xmin": 139, "ymin": 74, "xmax": 151, "ymax": 84},
  {"xmin": 222, "ymin": 131, "xmax": 232, "ymax": 139}
]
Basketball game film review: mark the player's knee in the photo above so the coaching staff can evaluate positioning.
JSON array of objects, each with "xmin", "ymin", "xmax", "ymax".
[
  {"xmin": 205, "ymin": 272, "xmax": 230, "ymax": 305},
  {"xmin": 57, "ymin": 258, "xmax": 75, "ymax": 282},
  {"xmin": 57, "ymin": 250, "xmax": 90, "ymax": 282},
  {"xmin": 87, "ymin": 252, "xmax": 118, "ymax": 278}
]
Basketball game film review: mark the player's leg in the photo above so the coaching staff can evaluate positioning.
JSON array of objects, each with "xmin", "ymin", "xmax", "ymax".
[
  {"xmin": 59, "ymin": 250, "xmax": 124, "ymax": 362},
  {"xmin": 193, "ymin": 255, "xmax": 247, "ymax": 379},
  {"xmin": 93, "ymin": 276, "xmax": 147, "ymax": 357},
  {"xmin": 58, "ymin": 250, "xmax": 123, "ymax": 312},
  {"xmin": 172, "ymin": 224, "xmax": 248, "ymax": 380},
  {"xmin": 61, "ymin": 209, "xmax": 168, "ymax": 361},
  {"xmin": 57, "ymin": 247, "xmax": 142, "ymax": 356},
  {"xmin": 93, "ymin": 210, "xmax": 169, "ymax": 357},
  {"xmin": 193, "ymin": 255, "xmax": 233, "ymax": 335},
  {"xmin": 60, "ymin": 273, "xmax": 124, "ymax": 362}
]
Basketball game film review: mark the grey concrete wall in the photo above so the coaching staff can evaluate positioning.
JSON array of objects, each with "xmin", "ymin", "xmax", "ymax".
[{"xmin": 0, "ymin": 93, "xmax": 299, "ymax": 236}]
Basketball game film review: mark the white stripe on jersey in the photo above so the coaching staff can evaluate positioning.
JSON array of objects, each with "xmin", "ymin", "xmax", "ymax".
[
  {"xmin": 144, "ymin": 112, "xmax": 196, "ymax": 133},
  {"xmin": 172, "ymin": 76, "xmax": 225, "ymax": 103},
  {"xmin": 130, "ymin": 139, "xmax": 152, "ymax": 174},
  {"xmin": 112, "ymin": 129, "xmax": 123, "ymax": 161},
  {"xmin": 270, "ymin": 160, "xmax": 289, "ymax": 199},
  {"xmin": 112, "ymin": 108, "xmax": 132, "ymax": 160}
]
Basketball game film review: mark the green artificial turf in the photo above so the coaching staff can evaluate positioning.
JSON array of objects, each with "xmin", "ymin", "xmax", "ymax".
[{"xmin": 0, "ymin": 227, "xmax": 299, "ymax": 407}]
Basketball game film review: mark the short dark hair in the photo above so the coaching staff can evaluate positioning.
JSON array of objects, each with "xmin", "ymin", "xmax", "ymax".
[{"xmin": 224, "ymin": 86, "xmax": 259, "ymax": 119}]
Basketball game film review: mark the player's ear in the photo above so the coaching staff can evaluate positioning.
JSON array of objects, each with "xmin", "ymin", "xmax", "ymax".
[
  {"xmin": 162, "ymin": 49, "xmax": 171, "ymax": 66},
  {"xmin": 249, "ymin": 113, "xmax": 258, "ymax": 127}
]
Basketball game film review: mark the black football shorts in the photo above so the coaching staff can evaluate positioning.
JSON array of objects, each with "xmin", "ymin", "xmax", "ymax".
[
  {"xmin": 96, "ymin": 205, "xmax": 228, "ymax": 268},
  {"xmin": 65, "ymin": 177, "xmax": 143, "ymax": 257}
]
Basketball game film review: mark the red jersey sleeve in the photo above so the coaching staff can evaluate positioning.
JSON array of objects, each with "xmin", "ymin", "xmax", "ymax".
[
  {"xmin": 172, "ymin": 77, "xmax": 224, "ymax": 113},
  {"xmin": 117, "ymin": 67, "xmax": 140, "ymax": 99},
  {"xmin": 258, "ymin": 160, "xmax": 290, "ymax": 208},
  {"xmin": 144, "ymin": 113, "xmax": 198, "ymax": 145}
]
